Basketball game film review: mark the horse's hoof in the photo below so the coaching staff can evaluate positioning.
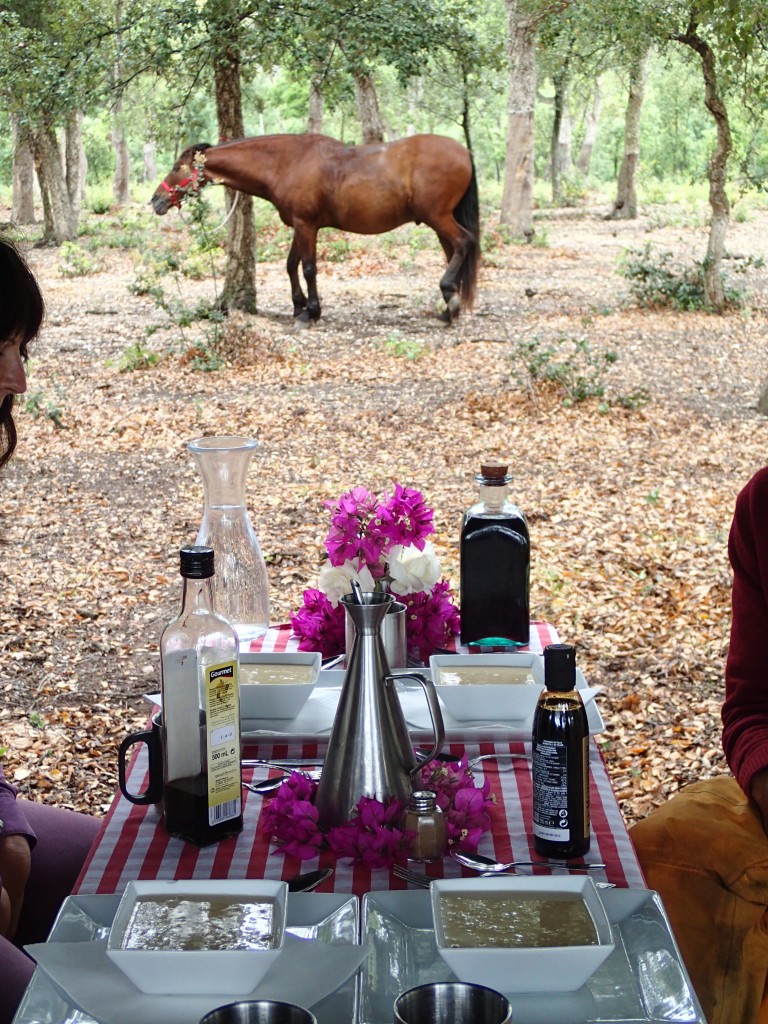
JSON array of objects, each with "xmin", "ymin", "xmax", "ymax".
[{"xmin": 293, "ymin": 313, "xmax": 313, "ymax": 329}]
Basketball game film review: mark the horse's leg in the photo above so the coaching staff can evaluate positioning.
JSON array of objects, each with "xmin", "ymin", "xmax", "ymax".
[
  {"xmin": 294, "ymin": 223, "xmax": 321, "ymax": 323},
  {"xmin": 435, "ymin": 222, "xmax": 473, "ymax": 322},
  {"xmin": 287, "ymin": 236, "xmax": 308, "ymax": 318}
]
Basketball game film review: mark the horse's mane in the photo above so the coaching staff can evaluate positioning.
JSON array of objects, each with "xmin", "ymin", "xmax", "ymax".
[{"xmin": 175, "ymin": 143, "xmax": 213, "ymax": 168}]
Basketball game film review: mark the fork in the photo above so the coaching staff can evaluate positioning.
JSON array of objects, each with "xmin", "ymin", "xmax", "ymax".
[
  {"xmin": 392, "ymin": 863, "xmax": 616, "ymax": 889},
  {"xmin": 392, "ymin": 864, "xmax": 434, "ymax": 888}
]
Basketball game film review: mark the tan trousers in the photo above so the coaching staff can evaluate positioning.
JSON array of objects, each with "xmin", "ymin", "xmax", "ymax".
[{"xmin": 630, "ymin": 777, "xmax": 768, "ymax": 1024}]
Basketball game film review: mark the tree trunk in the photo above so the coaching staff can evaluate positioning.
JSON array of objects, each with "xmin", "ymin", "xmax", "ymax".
[
  {"xmin": 308, "ymin": 80, "xmax": 324, "ymax": 133},
  {"xmin": 112, "ymin": 0, "xmax": 130, "ymax": 206},
  {"xmin": 674, "ymin": 31, "xmax": 731, "ymax": 312},
  {"xmin": 213, "ymin": 14, "xmax": 257, "ymax": 313},
  {"xmin": 576, "ymin": 81, "xmax": 602, "ymax": 174},
  {"xmin": 64, "ymin": 111, "xmax": 85, "ymax": 211},
  {"xmin": 550, "ymin": 69, "xmax": 571, "ymax": 203},
  {"xmin": 112, "ymin": 100, "xmax": 131, "ymax": 205},
  {"xmin": 11, "ymin": 118, "xmax": 36, "ymax": 224},
  {"xmin": 500, "ymin": 0, "xmax": 537, "ymax": 239},
  {"xmin": 33, "ymin": 123, "xmax": 78, "ymax": 243},
  {"xmin": 142, "ymin": 140, "xmax": 157, "ymax": 183},
  {"xmin": 607, "ymin": 49, "xmax": 649, "ymax": 220},
  {"xmin": 354, "ymin": 71, "xmax": 386, "ymax": 143}
]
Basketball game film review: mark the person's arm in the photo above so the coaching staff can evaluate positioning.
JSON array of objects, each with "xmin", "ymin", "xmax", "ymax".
[
  {"xmin": 722, "ymin": 467, "xmax": 768, "ymax": 824},
  {"xmin": 0, "ymin": 766, "xmax": 34, "ymax": 940}
]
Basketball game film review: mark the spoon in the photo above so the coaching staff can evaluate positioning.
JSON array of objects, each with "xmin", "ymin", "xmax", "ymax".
[
  {"xmin": 287, "ymin": 867, "xmax": 334, "ymax": 893},
  {"xmin": 244, "ymin": 769, "xmax": 322, "ymax": 795},
  {"xmin": 450, "ymin": 849, "xmax": 606, "ymax": 873}
]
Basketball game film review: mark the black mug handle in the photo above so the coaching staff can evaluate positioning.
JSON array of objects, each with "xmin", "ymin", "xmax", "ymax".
[{"xmin": 118, "ymin": 726, "xmax": 163, "ymax": 805}]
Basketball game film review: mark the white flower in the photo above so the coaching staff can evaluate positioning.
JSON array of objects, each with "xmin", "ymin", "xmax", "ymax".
[
  {"xmin": 319, "ymin": 560, "xmax": 375, "ymax": 606},
  {"xmin": 388, "ymin": 542, "xmax": 441, "ymax": 596}
]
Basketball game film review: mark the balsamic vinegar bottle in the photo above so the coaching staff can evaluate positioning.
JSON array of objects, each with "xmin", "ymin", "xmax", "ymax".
[
  {"xmin": 532, "ymin": 643, "xmax": 590, "ymax": 859},
  {"xmin": 459, "ymin": 460, "xmax": 530, "ymax": 647},
  {"xmin": 160, "ymin": 545, "xmax": 243, "ymax": 846}
]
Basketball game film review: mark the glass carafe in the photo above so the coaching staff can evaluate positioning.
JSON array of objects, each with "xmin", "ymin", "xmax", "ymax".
[{"xmin": 188, "ymin": 435, "xmax": 269, "ymax": 642}]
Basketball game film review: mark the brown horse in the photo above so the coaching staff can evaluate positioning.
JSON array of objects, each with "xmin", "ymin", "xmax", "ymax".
[{"xmin": 151, "ymin": 133, "xmax": 479, "ymax": 324}]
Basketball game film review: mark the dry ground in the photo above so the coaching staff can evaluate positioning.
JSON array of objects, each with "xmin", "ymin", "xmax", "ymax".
[{"xmin": 2, "ymin": 195, "xmax": 768, "ymax": 825}]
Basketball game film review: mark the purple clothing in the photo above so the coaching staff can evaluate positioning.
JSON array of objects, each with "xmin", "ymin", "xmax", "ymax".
[
  {"xmin": 722, "ymin": 466, "xmax": 768, "ymax": 793},
  {"xmin": 0, "ymin": 792, "xmax": 99, "ymax": 1024},
  {"xmin": 0, "ymin": 765, "xmax": 37, "ymax": 844}
]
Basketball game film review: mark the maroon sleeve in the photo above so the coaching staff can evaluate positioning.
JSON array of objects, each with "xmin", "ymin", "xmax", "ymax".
[{"xmin": 722, "ymin": 467, "xmax": 768, "ymax": 793}]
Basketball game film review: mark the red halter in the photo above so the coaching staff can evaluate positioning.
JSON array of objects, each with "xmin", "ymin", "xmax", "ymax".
[{"xmin": 159, "ymin": 165, "xmax": 201, "ymax": 208}]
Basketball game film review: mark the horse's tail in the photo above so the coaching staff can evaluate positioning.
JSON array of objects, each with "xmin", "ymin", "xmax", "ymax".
[{"xmin": 454, "ymin": 158, "xmax": 480, "ymax": 309}]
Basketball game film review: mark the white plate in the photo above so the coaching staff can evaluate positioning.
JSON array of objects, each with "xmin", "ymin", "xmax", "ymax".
[
  {"xmin": 16, "ymin": 893, "xmax": 358, "ymax": 1024},
  {"xmin": 360, "ymin": 888, "xmax": 705, "ymax": 1024},
  {"xmin": 238, "ymin": 669, "xmax": 605, "ymax": 741}
]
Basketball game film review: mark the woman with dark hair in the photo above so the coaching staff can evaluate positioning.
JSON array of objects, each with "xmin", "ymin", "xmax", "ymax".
[
  {"xmin": 0, "ymin": 238, "xmax": 100, "ymax": 1024},
  {"xmin": 0, "ymin": 238, "xmax": 43, "ymax": 467}
]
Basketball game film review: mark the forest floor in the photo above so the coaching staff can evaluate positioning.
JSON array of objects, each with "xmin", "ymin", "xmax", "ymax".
[{"xmin": 2, "ymin": 192, "xmax": 768, "ymax": 827}]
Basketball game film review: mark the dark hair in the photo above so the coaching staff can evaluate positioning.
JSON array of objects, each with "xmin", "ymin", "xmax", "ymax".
[{"xmin": 0, "ymin": 238, "xmax": 44, "ymax": 468}]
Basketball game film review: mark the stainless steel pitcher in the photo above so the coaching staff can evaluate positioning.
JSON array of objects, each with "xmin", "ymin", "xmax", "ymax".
[{"xmin": 314, "ymin": 591, "xmax": 445, "ymax": 831}]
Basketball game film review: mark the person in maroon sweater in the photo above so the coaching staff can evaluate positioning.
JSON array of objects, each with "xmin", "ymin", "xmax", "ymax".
[
  {"xmin": 1, "ymin": 238, "xmax": 100, "ymax": 1024},
  {"xmin": 631, "ymin": 466, "xmax": 768, "ymax": 1024},
  {"xmin": 722, "ymin": 465, "xmax": 768, "ymax": 810}
]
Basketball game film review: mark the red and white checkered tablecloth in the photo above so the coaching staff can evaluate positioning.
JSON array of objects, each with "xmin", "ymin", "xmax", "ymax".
[{"xmin": 75, "ymin": 623, "xmax": 645, "ymax": 895}]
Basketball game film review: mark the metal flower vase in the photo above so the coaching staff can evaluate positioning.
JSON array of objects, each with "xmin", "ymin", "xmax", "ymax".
[
  {"xmin": 188, "ymin": 435, "xmax": 269, "ymax": 642},
  {"xmin": 314, "ymin": 591, "xmax": 445, "ymax": 831}
]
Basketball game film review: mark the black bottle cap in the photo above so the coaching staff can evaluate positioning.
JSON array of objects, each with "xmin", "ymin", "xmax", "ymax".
[
  {"xmin": 179, "ymin": 545, "xmax": 215, "ymax": 579},
  {"xmin": 544, "ymin": 643, "xmax": 576, "ymax": 691}
]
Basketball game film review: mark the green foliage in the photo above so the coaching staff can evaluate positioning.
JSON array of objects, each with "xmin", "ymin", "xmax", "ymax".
[
  {"xmin": 510, "ymin": 334, "xmax": 634, "ymax": 407},
  {"xmin": 24, "ymin": 386, "xmax": 66, "ymax": 428},
  {"xmin": 114, "ymin": 341, "xmax": 160, "ymax": 372},
  {"xmin": 58, "ymin": 242, "xmax": 103, "ymax": 277},
  {"xmin": 619, "ymin": 243, "xmax": 760, "ymax": 311},
  {"xmin": 28, "ymin": 711, "xmax": 45, "ymax": 730},
  {"xmin": 377, "ymin": 332, "xmax": 426, "ymax": 359}
]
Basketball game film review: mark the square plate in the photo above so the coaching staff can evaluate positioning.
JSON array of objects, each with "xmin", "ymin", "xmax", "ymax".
[
  {"xmin": 14, "ymin": 893, "xmax": 358, "ymax": 1024},
  {"xmin": 360, "ymin": 888, "xmax": 705, "ymax": 1024},
  {"xmin": 239, "ymin": 669, "xmax": 605, "ymax": 741}
]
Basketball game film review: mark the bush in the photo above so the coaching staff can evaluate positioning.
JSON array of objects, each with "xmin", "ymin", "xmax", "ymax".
[{"xmin": 619, "ymin": 243, "xmax": 756, "ymax": 311}]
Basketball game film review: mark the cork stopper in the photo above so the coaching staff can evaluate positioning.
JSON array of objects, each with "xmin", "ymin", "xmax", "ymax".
[{"xmin": 476, "ymin": 459, "xmax": 512, "ymax": 485}]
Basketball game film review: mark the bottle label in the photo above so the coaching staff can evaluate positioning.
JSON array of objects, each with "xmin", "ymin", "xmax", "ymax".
[
  {"xmin": 204, "ymin": 660, "xmax": 241, "ymax": 826},
  {"xmin": 532, "ymin": 738, "xmax": 572, "ymax": 842}
]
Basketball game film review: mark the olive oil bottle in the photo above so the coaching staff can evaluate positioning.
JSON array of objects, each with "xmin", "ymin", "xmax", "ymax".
[
  {"xmin": 532, "ymin": 643, "xmax": 590, "ymax": 859},
  {"xmin": 160, "ymin": 546, "xmax": 242, "ymax": 846}
]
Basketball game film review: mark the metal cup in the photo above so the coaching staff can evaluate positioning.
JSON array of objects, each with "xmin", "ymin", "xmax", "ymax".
[
  {"xmin": 118, "ymin": 710, "xmax": 164, "ymax": 805},
  {"xmin": 393, "ymin": 982, "xmax": 513, "ymax": 1024},
  {"xmin": 200, "ymin": 1001, "xmax": 317, "ymax": 1024},
  {"xmin": 345, "ymin": 599, "xmax": 407, "ymax": 668}
]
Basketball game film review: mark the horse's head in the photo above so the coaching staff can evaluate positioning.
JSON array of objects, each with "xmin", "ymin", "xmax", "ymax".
[{"xmin": 150, "ymin": 144, "xmax": 213, "ymax": 214}]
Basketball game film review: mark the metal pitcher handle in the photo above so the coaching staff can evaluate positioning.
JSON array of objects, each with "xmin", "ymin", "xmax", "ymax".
[{"xmin": 386, "ymin": 671, "xmax": 445, "ymax": 774}]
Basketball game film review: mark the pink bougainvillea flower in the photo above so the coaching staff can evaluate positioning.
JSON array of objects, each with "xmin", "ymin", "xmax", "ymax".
[
  {"xmin": 377, "ymin": 483, "xmax": 435, "ymax": 549},
  {"xmin": 327, "ymin": 795, "xmax": 410, "ymax": 869},
  {"xmin": 261, "ymin": 773, "xmax": 324, "ymax": 860},
  {"xmin": 402, "ymin": 580, "xmax": 461, "ymax": 659},
  {"xmin": 289, "ymin": 588, "xmax": 345, "ymax": 658}
]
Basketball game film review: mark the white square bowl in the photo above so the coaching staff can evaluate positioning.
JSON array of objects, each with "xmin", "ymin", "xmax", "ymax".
[
  {"xmin": 429, "ymin": 653, "xmax": 545, "ymax": 722},
  {"xmin": 106, "ymin": 879, "xmax": 287, "ymax": 995},
  {"xmin": 430, "ymin": 875, "xmax": 614, "ymax": 993},
  {"xmin": 239, "ymin": 652, "xmax": 321, "ymax": 720}
]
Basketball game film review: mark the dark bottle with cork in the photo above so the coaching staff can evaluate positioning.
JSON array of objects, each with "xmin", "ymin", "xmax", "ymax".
[
  {"xmin": 160, "ymin": 545, "xmax": 243, "ymax": 846},
  {"xmin": 459, "ymin": 460, "xmax": 530, "ymax": 647},
  {"xmin": 532, "ymin": 643, "xmax": 590, "ymax": 859}
]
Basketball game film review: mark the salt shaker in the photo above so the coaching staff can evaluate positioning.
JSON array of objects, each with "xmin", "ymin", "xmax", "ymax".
[{"xmin": 403, "ymin": 790, "xmax": 447, "ymax": 862}]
